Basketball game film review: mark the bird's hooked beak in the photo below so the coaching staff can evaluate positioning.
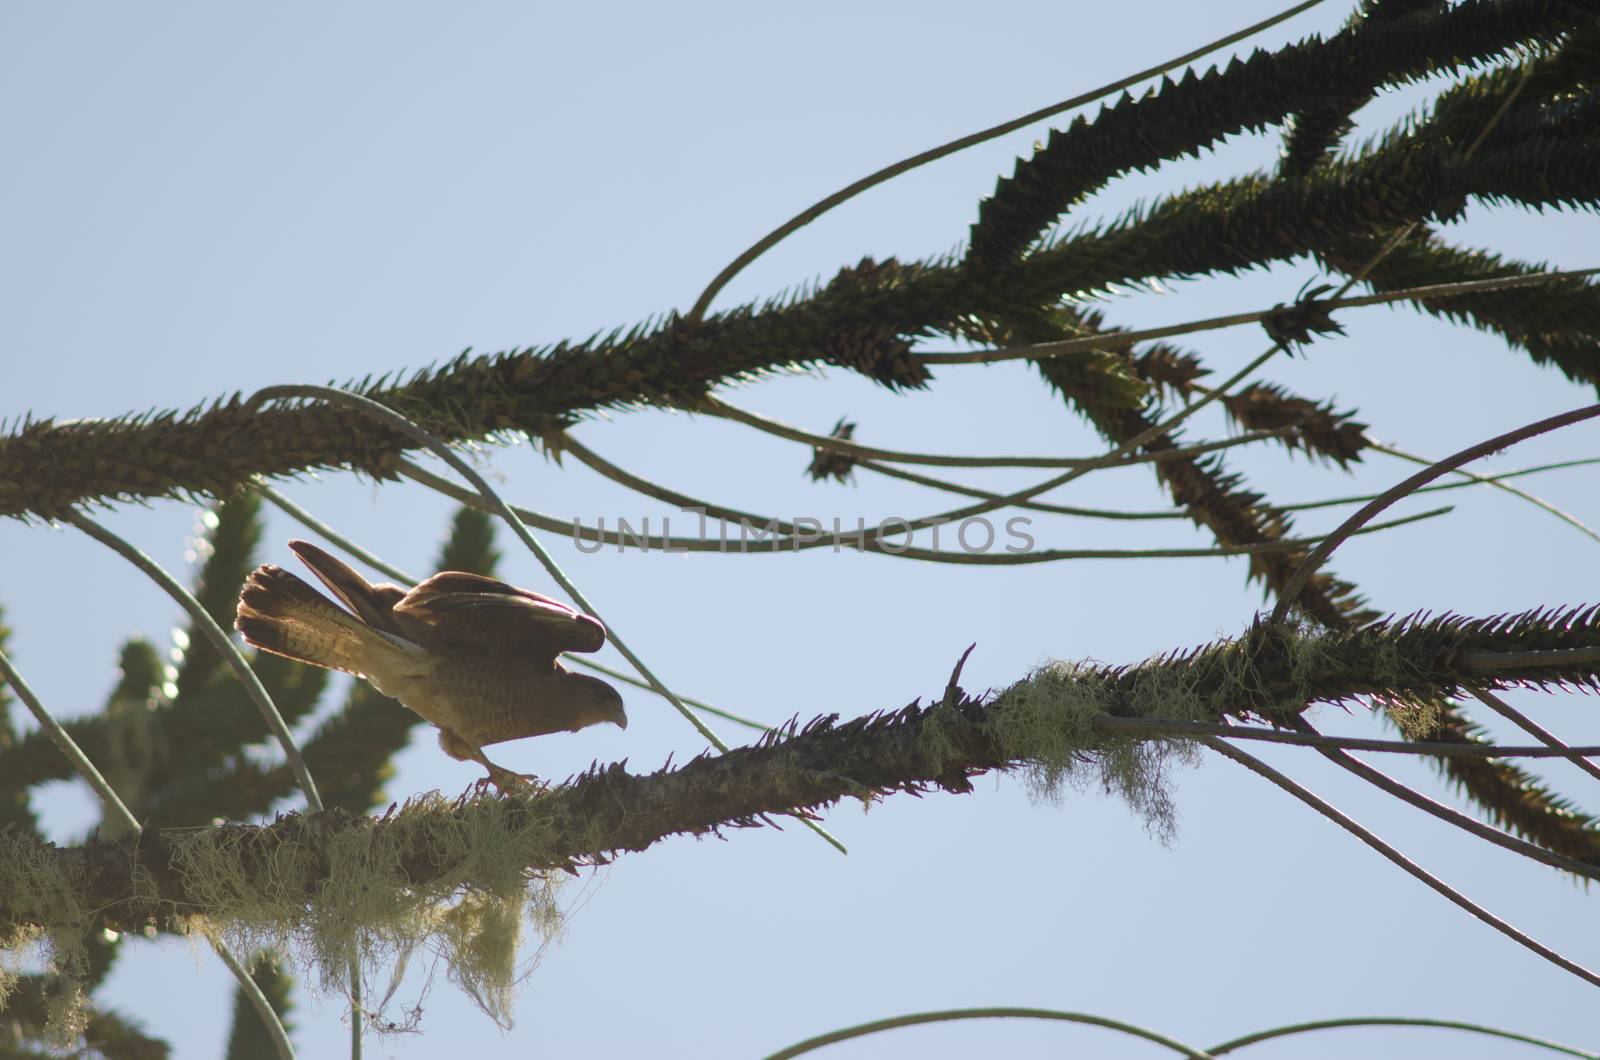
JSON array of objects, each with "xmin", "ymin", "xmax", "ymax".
[
  {"xmin": 575, "ymin": 671, "xmax": 627, "ymax": 730},
  {"xmin": 608, "ymin": 681, "xmax": 628, "ymax": 729}
]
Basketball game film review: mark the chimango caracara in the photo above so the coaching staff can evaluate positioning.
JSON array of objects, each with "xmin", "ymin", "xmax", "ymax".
[{"xmin": 235, "ymin": 540, "xmax": 626, "ymax": 790}]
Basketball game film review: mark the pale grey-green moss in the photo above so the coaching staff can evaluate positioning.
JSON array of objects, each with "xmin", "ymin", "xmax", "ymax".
[
  {"xmin": 1364, "ymin": 635, "xmax": 1443, "ymax": 739},
  {"xmin": 0, "ymin": 828, "xmax": 93, "ymax": 1044},
  {"xmin": 986, "ymin": 660, "xmax": 1201, "ymax": 843},
  {"xmin": 168, "ymin": 790, "xmax": 565, "ymax": 1029},
  {"xmin": 0, "ymin": 791, "xmax": 567, "ymax": 1038},
  {"xmin": 973, "ymin": 621, "xmax": 1442, "ymax": 841}
]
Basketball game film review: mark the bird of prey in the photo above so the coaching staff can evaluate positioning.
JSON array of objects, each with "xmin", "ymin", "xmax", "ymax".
[{"xmin": 235, "ymin": 539, "xmax": 626, "ymax": 791}]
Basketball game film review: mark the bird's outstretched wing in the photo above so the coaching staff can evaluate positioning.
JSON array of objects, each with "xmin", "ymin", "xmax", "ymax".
[{"xmin": 394, "ymin": 571, "xmax": 605, "ymax": 663}]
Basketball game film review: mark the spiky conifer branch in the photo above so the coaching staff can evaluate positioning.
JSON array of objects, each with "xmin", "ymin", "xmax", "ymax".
[
  {"xmin": 3, "ymin": 7, "xmax": 1597, "ymax": 521},
  {"xmin": 4, "ymin": 604, "xmax": 1598, "ymax": 940},
  {"xmin": 966, "ymin": 0, "xmax": 1594, "ymax": 264}
]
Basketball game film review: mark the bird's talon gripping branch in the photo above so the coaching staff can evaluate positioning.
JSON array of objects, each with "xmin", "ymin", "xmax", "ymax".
[
  {"xmin": 471, "ymin": 769, "xmax": 540, "ymax": 797},
  {"xmin": 482, "ymin": 763, "xmax": 542, "ymax": 795}
]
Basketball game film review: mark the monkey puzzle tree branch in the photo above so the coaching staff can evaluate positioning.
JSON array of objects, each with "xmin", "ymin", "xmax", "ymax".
[
  {"xmin": 5, "ymin": 79, "xmax": 1597, "ymax": 522},
  {"xmin": 966, "ymin": 0, "xmax": 1595, "ymax": 265},
  {"xmin": 4, "ymin": 603, "xmax": 1598, "ymax": 940}
]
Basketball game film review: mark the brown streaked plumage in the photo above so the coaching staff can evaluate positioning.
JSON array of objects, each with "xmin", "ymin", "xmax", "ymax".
[{"xmin": 235, "ymin": 540, "xmax": 626, "ymax": 791}]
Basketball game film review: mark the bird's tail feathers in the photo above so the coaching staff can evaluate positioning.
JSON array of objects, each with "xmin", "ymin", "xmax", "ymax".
[
  {"xmin": 286, "ymin": 539, "xmax": 405, "ymax": 633},
  {"xmin": 237, "ymin": 565, "xmax": 422, "ymax": 678}
]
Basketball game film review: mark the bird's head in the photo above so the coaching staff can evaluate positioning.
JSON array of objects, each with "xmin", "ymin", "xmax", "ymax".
[{"xmin": 569, "ymin": 672, "xmax": 628, "ymax": 731}]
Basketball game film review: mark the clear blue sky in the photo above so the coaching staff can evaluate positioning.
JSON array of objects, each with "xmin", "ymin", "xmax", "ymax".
[{"xmin": 3, "ymin": 2, "xmax": 1598, "ymax": 1057}]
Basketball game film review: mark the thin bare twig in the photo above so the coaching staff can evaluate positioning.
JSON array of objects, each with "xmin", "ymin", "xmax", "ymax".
[
  {"xmin": 760, "ymin": 1007, "xmax": 1217, "ymax": 1060},
  {"xmin": 1368, "ymin": 439, "xmax": 1600, "ymax": 546},
  {"xmin": 1202, "ymin": 735, "xmax": 1600, "ymax": 989},
  {"xmin": 858, "ymin": 461, "xmax": 1186, "ymax": 520},
  {"xmin": 1280, "ymin": 718, "xmax": 1599, "ymax": 881},
  {"xmin": 1458, "ymin": 647, "xmax": 1600, "ymax": 673},
  {"xmin": 256, "ymin": 482, "xmax": 420, "ymax": 580},
  {"xmin": 686, "ymin": 0, "xmax": 1332, "ymax": 322},
  {"xmin": 865, "ymin": 454, "xmax": 1597, "ymax": 524},
  {"xmin": 761, "ymin": 1008, "xmax": 1600, "ymax": 1060},
  {"xmin": 65, "ymin": 510, "xmax": 324, "ymax": 813},
  {"xmin": 1271, "ymin": 404, "xmax": 1600, "ymax": 623},
  {"xmin": 1175, "ymin": 379, "xmax": 1598, "ymax": 538},
  {"xmin": 268, "ymin": 472, "xmax": 725, "ymax": 554},
  {"xmin": 1207, "ymin": 1017, "xmax": 1600, "ymax": 1058},
  {"xmin": 702, "ymin": 395, "xmax": 1294, "ymax": 469},
  {"xmin": 0, "ymin": 649, "xmax": 142, "ymax": 834},
  {"xmin": 1272, "ymin": 457, "xmax": 1600, "ymax": 514},
  {"xmin": 916, "ymin": 268, "xmax": 1600, "ymax": 365},
  {"xmin": 1096, "ymin": 716, "xmax": 1600, "ymax": 762},
  {"xmin": 1467, "ymin": 685, "xmax": 1600, "ymax": 788},
  {"xmin": 530, "ymin": 437, "xmax": 1450, "ymax": 561},
  {"xmin": 214, "ymin": 945, "xmax": 301, "ymax": 1060}
]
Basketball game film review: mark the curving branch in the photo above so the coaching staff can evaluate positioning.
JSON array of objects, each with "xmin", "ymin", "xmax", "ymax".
[
  {"xmin": 1274, "ymin": 403, "xmax": 1600, "ymax": 621},
  {"xmin": 1201, "ymin": 734, "xmax": 1600, "ymax": 988},
  {"xmin": 701, "ymin": 395, "xmax": 1299, "ymax": 470},
  {"xmin": 410, "ymin": 438, "xmax": 1449, "ymax": 562},
  {"xmin": 687, "ymin": 0, "xmax": 1336, "ymax": 321},
  {"xmin": 917, "ymin": 268, "xmax": 1600, "ymax": 366}
]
